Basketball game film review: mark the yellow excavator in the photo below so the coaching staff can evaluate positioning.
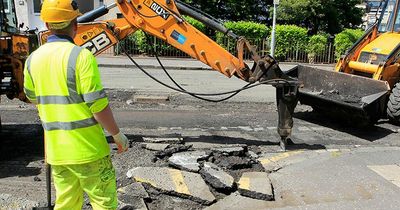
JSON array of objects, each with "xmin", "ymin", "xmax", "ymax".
[
  {"xmin": 289, "ymin": 0, "xmax": 400, "ymax": 125},
  {"xmin": 0, "ymin": 0, "xmax": 38, "ymax": 127}
]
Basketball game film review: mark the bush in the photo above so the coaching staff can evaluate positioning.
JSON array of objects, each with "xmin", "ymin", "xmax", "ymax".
[
  {"xmin": 306, "ymin": 34, "xmax": 328, "ymax": 55},
  {"xmin": 334, "ymin": 28, "xmax": 364, "ymax": 60},
  {"xmin": 274, "ymin": 25, "xmax": 308, "ymax": 60},
  {"xmin": 216, "ymin": 21, "xmax": 269, "ymax": 53}
]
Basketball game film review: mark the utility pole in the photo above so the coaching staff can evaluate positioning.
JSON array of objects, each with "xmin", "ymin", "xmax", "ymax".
[{"xmin": 270, "ymin": 0, "xmax": 279, "ymax": 57}]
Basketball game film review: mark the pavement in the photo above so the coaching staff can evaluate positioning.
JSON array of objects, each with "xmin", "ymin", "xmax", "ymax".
[{"xmin": 96, "ymin": 55, "xmax": 335, "ymax": 71}]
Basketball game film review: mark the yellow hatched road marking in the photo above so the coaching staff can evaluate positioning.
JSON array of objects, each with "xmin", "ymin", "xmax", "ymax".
[
  {"xmin": 169, "ymin": 169, "xmax": 191, "ymax": 194},
  {"xmin": 260, "ymin": 151, "xmax": 304, "ymax": 165},
  {"xmin": 134, "ymin": 177, "xmax": 157, "ymax": 187},
  {"xmin": 238, "ymin": 177, "xmax": 251, "ymax": 190}
]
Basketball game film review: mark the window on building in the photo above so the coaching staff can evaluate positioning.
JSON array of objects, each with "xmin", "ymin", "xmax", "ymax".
[{"xmin": 33, "ymin": 0, "xmax": 42, "ymax": 14}]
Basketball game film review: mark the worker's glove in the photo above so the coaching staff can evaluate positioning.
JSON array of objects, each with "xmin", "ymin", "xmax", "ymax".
[{"xmin": 112, "ymin": 131, "xmax": 129, "ymax": 153}]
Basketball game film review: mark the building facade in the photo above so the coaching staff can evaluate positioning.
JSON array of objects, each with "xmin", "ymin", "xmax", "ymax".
[{"xmin": 12, "ymin": 0, "xmax": 104, "ymax": 31}]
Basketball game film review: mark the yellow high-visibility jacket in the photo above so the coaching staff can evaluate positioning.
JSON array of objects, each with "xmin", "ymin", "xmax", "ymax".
[{"xmin": 23, "ymin": 35, "xmax": 110, "ymax": 165}]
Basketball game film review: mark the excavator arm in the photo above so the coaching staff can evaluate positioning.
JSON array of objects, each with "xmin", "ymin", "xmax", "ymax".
[{"xmin": 40, "ymin": 0, "xmax": 298, "ymax": 149}]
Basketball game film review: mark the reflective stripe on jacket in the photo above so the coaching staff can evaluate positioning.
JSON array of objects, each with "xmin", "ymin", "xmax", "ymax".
[{"xmin": 23, "ymin": 35, "xmax": 110, "ymax": 165}]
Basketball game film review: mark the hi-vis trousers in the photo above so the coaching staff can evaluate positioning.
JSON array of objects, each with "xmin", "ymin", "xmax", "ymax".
[{"xmin": 51, "ymin": 156, "xmax": 117, "ymax": 210}]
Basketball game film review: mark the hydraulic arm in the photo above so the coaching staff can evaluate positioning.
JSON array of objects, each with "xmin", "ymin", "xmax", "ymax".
[{"xmin": 40, "ymin": 0, "xmax": 298, "ymax": 149}]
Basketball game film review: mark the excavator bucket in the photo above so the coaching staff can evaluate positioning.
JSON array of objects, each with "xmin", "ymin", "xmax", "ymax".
[{"xmin": 286, "ymin": 65, "xmax": 391, "ymax": 125}]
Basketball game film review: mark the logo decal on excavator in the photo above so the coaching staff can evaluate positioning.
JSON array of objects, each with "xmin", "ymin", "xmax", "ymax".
[
  {"xmin": 144, "ymin": 0, "xmax": 170, "ymax": 20},
  {"xmin": 81, "ymin": 32, "xmax": 112, "ymax": 55}
]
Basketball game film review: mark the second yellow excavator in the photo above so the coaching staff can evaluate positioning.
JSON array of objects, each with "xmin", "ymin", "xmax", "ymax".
[{"xmin": 289, "ymin": 0, "xmax": 400, "ymax": 125}]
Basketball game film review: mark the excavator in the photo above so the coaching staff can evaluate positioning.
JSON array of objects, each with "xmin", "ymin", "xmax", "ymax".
[{"xmin": 0, "ymin": 0, "xmax": 38, "ymax": 126}]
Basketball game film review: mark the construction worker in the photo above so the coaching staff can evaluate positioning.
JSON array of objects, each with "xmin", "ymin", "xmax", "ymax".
[{"xmin": 23, "ymin": 0, "xmax": 128, "ymax": 209}]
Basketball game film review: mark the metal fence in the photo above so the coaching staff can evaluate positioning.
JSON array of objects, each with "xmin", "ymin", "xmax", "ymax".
[{"xmin": 102, "ymin": 37, "xmax": 336, "ymax": 64}]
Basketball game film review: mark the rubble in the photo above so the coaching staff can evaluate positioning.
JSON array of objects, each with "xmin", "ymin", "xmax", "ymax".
[
  {"xmin": 155, "ymin": 144, "xmax": 192, "ymax": 159},
  {"xmin": 142, "ymin": 137, "xmax": 183, "ymax": 144},
  {"xmin": 190, "ymin": 143, "xmax": 247, "ymax": 150},
  {"xmin": 168, "ymin": 151, "xmax": 210, "ymax": 172},
  {"xmin": 212, "ymin": 146, "xmax": 246, "ymax": 156},
  {"xmin": 248, "ymin": 151, "xmax": 259, "ymax": 159},
  {"xmin": 200, "ymin": 162, "xmax": 235, "ymax": 191},
  {"xmin": 126, "ymin": 167, "xmax": 216, "ymax": 204},
  {"xmin": 117, "ymin": 182, "xmax": 150, "ymax": 199},
  {"xmin": 119, "ymin": 198, "xmax": 148, "ymax": 210},
  {"xmin": 141, "ymin": 143, "xmax": 170, "ymax": 151},
  {"xmin": 237, "ymin": 172, "xmax": 273, "ymax": 201},
  {"xmin": 213, "ymin": 155, "xmax": 252, "ymax": 170}
]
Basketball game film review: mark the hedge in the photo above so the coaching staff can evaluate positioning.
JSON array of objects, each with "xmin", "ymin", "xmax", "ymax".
[
  {"xmin": 334, "ymin": 28, "xmax": 364, "ymax": 60},
  {"xmin": 117, "ymin": 20, "xmax": 363, "ymax": 63},
  {"xmin": 274, "ymin": 25, "xmax": 308, "ymax": 60},
  {"xmin": 306, "ymin": 34, "xmax": 328, "ymax": 55},
  {"xmin": 216, "ymin": 21, "xmax": 269, "ymax": 53}
]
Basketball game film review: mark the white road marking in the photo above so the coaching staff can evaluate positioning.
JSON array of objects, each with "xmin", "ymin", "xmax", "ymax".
[
  {"xmin": 368, "ymin": 165, "xmax": 400, "ymax": 188},
  {"xmin": 297, "ymin": 126, "xmax": 311, "ymax": 131}
]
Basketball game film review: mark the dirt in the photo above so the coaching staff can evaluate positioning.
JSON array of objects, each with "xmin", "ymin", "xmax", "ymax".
[{"xmin": 319, "ymin": 90, "xmax": 362, "ymax": 105}]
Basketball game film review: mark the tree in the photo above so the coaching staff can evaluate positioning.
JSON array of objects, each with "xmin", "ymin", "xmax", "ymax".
[
  {"xmin": 276, "ymin": 0, "xmax": 364, "ymax": 35},
  {"xmin": 181, "ymin": 0, "xmax": 272, "ymax": 23}
]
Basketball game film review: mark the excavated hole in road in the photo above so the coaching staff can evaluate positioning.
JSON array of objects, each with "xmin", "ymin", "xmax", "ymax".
[{"xmin": 137, "ymin": 143, "xmax": 270, "ymax": 208}]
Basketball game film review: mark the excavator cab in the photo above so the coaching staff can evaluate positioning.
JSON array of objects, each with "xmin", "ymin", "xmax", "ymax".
[
  {"xmin": 1, "ymin": 0, "xmax": 38, "ymax": 129},
  {"xmin": 288, "ymin": 0, "xmax": 400, "ymax": 125},
  {"xmin": 1, "ymin": 0, "xmax": 38, "ymax": 101}
]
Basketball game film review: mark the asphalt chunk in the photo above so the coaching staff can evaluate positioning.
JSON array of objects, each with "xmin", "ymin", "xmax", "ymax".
[
  {"xmin": 126, "ymin": 167, "xmax": 216, "ymax": 205},
  {"xmin": 237, "ymin": 172, "xmax": 273, "ymax": 201},
  {"xmin": 168, "ymin": 151, "xmax": 210, "ymax": 172},
  {"xmin": 200, "ymin": 162, "xmax": 235, "ymax": 191}
]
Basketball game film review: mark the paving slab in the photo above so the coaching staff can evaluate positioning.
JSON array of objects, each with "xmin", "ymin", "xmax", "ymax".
[
  {"xmin": 204, "ymin": 192, "xmax": 273, "ymax": 210},
  {"xmin": 141, "ymin": 143, "xmax": 170, "ymax": 151},
  {"xmin": 142, "ymin": 137, "xmax": 183, "ymax": 144},
  {"xmin": 238, "ymin": 172, "xmax": 273, "ymax": 201},
  {"xmin": 126, "ymin": 167, "xmax": 215, "ymax": 204},
  {"xmin": 213, "ymin": 146, "xmax": 246, "ymax": 156},
  {"xmin": 200, "ymin": 162, "xmax": 235, "ymax": 190},
  {"xmin": 168, "ymin": 151, "xmax": 210, "ymax": 172}
]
